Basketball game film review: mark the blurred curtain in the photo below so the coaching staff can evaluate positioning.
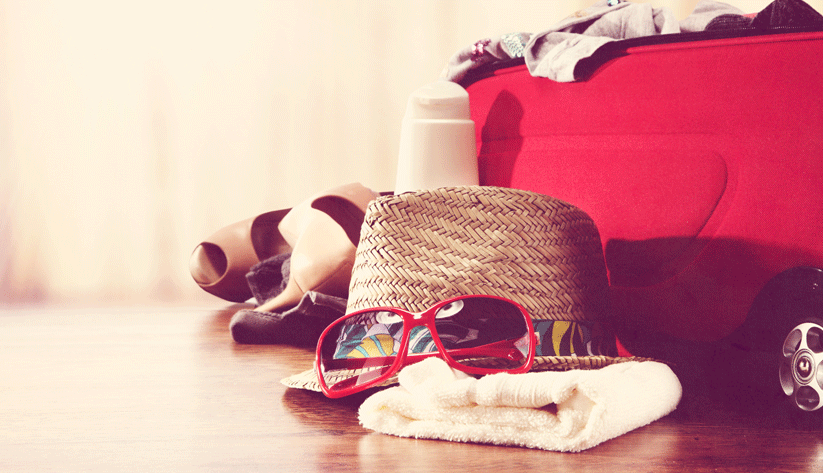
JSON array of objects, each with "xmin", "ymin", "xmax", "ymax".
[{"xmin": 0, "ymin": 0, "xmax": 803, "ymax": 305}]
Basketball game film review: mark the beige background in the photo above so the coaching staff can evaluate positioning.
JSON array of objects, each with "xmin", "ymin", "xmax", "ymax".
[{"xmin": 1, "ymin": 0, "xmax": 817, "ymax": 305}]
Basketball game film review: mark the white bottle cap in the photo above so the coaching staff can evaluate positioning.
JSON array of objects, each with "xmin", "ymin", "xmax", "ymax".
[{"xmin": 404, "ymin": 80, "xmax": 471, "ymax": 120}]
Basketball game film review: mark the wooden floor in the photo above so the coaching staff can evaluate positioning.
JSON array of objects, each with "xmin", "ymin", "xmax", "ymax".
[{"xmin": 2, "ymin": 304, "xmax": 821, "ymax": 472}]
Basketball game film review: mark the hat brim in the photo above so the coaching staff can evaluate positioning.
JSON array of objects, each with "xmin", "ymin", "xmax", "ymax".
[{"xmin": 281, "ymin": 355, "xmax": 649, "ymax": 393}]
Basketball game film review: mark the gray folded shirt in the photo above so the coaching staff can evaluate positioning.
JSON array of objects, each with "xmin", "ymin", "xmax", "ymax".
[{"xmin": 442, "ymin": 0, "xmax": 745, "ymax": 83}]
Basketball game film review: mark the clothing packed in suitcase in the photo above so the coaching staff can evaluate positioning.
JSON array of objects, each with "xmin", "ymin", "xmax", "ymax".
[{"xmin": 447, "ymin": 0, "xmax": 823, "ymax": 416}]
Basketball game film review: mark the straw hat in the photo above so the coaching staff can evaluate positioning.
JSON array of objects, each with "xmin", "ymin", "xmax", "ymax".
[{"xmin": 282, "ymin": 186, "xmax": 644, "ymax": 392}]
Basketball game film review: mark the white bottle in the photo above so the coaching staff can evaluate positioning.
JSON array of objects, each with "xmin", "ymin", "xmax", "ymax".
[{"xmin": 394, "ymin": 80, "xmax": 479, "ymax": 194}]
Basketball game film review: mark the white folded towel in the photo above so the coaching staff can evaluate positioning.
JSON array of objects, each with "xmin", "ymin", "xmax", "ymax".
[{"xmin": 358, "ymin": 358, "xmax": 681, "ymax": 452}]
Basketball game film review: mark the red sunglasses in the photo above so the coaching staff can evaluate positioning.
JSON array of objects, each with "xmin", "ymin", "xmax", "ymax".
[{"xmin": 315, "ymin": 294, "xmax": 536, "ymax": 398}]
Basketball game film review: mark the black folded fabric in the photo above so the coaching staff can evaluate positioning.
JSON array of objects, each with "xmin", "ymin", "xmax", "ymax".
[
  {"xmin": 230, "ymin": 291, "xmax": 347, "ymax": 346},
  {"xmin": 246, "ymin": 253, "xmax": 291, "ymax": 306},
  {"xmin": 232, "ymin": 254, "xmax": 347, "ymax": 345},
  {"xmin": 752, "ymin": 0, "xmax": 823, "ymax": 28},
  {"xmin": 707, "ymin": 0, "xmax": 823, "ymax": 30}
]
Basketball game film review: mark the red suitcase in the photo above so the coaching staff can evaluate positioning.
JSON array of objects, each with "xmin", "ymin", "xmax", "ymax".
[{"xmin": 461, "ymin": 29, "xmax": 823, "ymax": 414}]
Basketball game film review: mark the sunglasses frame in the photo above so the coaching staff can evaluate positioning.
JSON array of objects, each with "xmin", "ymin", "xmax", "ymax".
[{"xmin": 315, "ymin": 294, "xmax": 536, "ymax": 398}]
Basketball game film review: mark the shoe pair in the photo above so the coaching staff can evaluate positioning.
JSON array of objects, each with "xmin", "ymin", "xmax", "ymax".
[{"xmin": 189, "ymin": 183, "xmax": 382, "ymax": 311}]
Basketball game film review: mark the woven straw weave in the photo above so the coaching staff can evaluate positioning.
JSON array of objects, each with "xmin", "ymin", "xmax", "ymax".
[{"xmin": 346, "ymin": 186, "xmax": 609, "ymax": 322}]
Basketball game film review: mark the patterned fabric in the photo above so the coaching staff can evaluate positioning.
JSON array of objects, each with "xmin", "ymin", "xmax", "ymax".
[
  {"xmin": 500, "ymin": 32, "xmax": 529, "ymax": 58},
  {"xmin": 333, "ymin": 313, "xmax": 486, "ymax": 360},
  {"xmin": 471, "ymin": 39, "xmax": 492, "ymax": 61},
  {"xmin": 332, "ymin": 312, "xmax": 403, "ymax": 359},
  {"xmin": 333, "ymin": 314, "xmax": 609, "ymax": 360},
  {"xmin": 534, "ymin": 320, "xmax": 609, "ymax": 357}
]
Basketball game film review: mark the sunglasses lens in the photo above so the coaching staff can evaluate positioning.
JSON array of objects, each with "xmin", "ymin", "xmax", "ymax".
[
  {"xmin": 318, "ymin": 310, "xmax": 405, "ymax": 394},
  {"xmin": 434, "ymin": 297, "xmax": 530, "ymax": 371}
]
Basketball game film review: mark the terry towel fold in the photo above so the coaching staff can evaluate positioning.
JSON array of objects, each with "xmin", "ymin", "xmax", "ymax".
[{"xmin": 358, "ymin": 358, "xmax": 681, "ymax": 452}]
